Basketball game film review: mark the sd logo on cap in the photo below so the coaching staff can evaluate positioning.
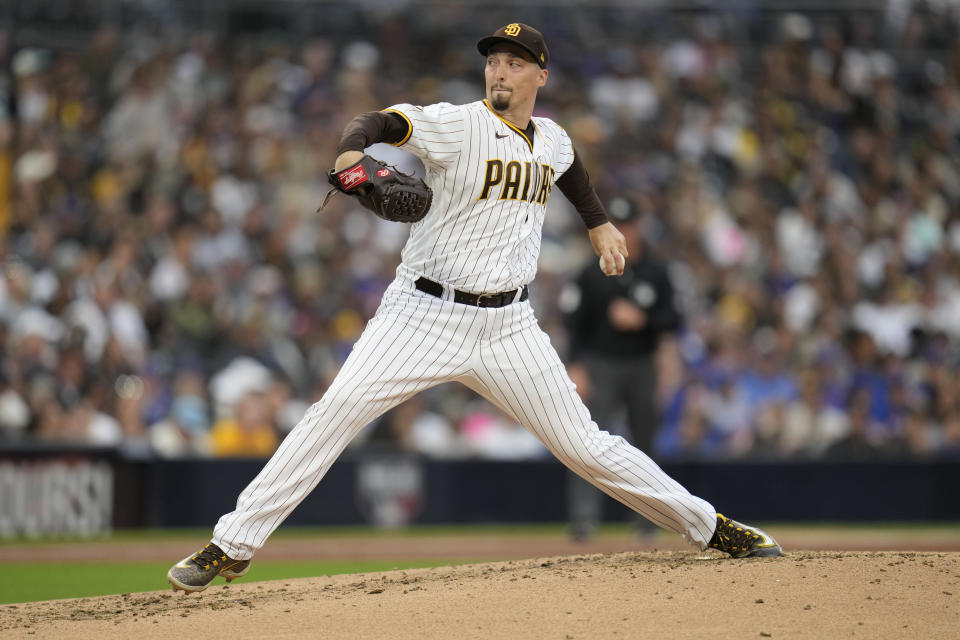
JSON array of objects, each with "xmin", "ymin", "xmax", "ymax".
[{"xmin": 477, "ymin": 23, "xmax": 549, "ymax": 68}]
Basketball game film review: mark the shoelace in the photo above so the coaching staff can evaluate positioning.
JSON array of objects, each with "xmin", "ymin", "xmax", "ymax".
[
  {"xmin": 189, "ymin": 544, "xmax": 227, "ymax": 570},
  {"xmin": 712, "ymin": 519, "xmax": 759, "ymax": 554}
]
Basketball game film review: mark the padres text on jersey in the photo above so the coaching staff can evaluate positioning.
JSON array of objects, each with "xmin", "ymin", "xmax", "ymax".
[{"xmin": 383, "ymin": 99, "xmax": 574, "ymax": 295}]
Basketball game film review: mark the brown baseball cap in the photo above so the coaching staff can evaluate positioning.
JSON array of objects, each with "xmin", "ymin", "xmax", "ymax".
[{"xmin": 477, "ymin": 23, "xmax": 549, "ymax": 68}]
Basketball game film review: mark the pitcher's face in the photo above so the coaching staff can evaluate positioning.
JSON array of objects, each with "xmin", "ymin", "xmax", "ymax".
[{"xmin": 484, "ymin": 43, "xmax": 547, "ymax": 112}]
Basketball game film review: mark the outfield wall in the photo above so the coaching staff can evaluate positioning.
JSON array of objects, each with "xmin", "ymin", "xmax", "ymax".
[{"xmin": 0, "ymin": 446, "xmax": 958, "ymax": 537}]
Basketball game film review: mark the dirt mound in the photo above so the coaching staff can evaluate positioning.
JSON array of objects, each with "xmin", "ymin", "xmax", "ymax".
[{"xmin": 2, "ymin": 550, "xmax": 958, "ymax": 639}]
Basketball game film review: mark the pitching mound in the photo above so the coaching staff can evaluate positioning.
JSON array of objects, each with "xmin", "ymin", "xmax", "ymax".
[{"xmin": 2, "ymin": 550, "xmax": 957, "ymax": 639}]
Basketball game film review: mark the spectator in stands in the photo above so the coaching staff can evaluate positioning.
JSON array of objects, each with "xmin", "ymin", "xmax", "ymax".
[
  {"xmin": 209, "ymin": 390, "xmax": 279, "ymax": 458},
  {"xmin": 4, "ymin": 2, "xmax": 960, "ymax": 462},
  {"xmin": 779, "ymin": 367, "xmax": 849, "ymax": 457},
  {"xmin": 0, "ymin": 368, "xmax": 30, "ymax": 439},
  {"xmin": 148, "ymin": 367, "xmax": 213, "ymax": 458},
  {"xmin": 459, "ymin": 398, "xmax": 549, "ymax": 461},
  {"xmin": 823, "ymin": 386, "xmax": 890, "ymax": 461},
  {"xmin": 365, "ymin": 394, "xmax": 464, "ymax": 459},
  {"xmin": 942, "ymin": 415, "xmax": 960, "ymax": 458}
]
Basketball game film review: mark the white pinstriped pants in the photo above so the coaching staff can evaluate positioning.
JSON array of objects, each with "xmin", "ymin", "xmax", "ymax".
[{"xmin": 212, "ymin": 268, "xmax": 717, "ymax": 559}]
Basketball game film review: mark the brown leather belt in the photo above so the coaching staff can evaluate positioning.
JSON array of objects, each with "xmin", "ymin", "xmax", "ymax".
[{"xmin": 415, "ymin": 277, "xmax": 529, "ymax": 308}]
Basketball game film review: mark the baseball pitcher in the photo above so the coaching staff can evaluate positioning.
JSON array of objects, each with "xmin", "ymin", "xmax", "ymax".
[{"xmin": 168, "ymin": 22, "xmax": 781, "ymax": 593}]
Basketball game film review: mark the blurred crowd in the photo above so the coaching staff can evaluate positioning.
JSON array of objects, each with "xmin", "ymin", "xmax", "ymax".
[{"xmin": 2, "ymin": 1, "xmax": 960, "ymax": 461}]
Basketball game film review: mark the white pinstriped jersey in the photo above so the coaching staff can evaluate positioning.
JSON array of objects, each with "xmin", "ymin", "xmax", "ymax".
[{"xmin": 386, "ymin": 99, "xmax": 576, "ymax": 294}]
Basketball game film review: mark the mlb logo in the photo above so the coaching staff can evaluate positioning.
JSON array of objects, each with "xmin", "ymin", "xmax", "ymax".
[{"xmin": 339, "ymin": 165, "xmax": 368, "ymax": 190}]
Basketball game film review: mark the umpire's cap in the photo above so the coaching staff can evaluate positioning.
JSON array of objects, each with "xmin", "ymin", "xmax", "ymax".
[{"xmin": 477, "ymin": 23, "xmax": 549, "ymax": 68}]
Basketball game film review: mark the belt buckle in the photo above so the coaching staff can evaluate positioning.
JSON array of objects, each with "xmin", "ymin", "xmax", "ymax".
[{"xmin": 476, "ymin": 292, "xmax": 497, "ymax": 307}]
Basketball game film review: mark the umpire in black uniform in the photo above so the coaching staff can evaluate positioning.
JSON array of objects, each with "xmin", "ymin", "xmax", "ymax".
[{"xmin": 561, "ymin": 196, "xmax": 682, "ymax": 541}]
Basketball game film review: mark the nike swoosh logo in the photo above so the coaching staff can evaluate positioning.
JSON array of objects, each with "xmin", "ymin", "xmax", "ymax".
[
  {"xmin": 495, "ymin": 133, "xmax": 509, "ymax": 139},
  {"xmin": 175, "ymin": 558, "xmax": 193, "ymax": 568}
]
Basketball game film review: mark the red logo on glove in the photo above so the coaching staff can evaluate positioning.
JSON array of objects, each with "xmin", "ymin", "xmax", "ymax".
[
  {"xmin": 339, "ymin": 165, "xmax": 369, "ymax": 190},
  {"xmin": 377, "ymin": 169, "xmax": 390, "ymax": 177}
]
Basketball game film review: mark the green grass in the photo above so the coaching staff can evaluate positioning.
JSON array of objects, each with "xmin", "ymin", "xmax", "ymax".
[
  {"xmin": 0, "ymin": 559, "xmax": 472, "ymax": 605},
  {"xmin": 0, "ymin": 522, "xmax": 585, "ymax": 547}
]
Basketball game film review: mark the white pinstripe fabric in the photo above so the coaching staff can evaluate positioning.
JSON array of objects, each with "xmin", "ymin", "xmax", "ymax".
[
  {"xmin": 212, "ymin": 266, "xmax": 716, "ymax": 559},
  {"xmin": 388, "ymin": 100, "xmax": 574, "ymax": 295}
]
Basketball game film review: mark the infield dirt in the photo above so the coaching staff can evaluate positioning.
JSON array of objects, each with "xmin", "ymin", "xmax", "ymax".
[{"xmin": 2, "ymin": 549, "xmax": 958, "ymax": 639}]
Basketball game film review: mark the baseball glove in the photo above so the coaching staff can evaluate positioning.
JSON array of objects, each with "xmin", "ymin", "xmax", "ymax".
[{"xmin": 321, "ymin": 155, "xmax": 433, "ymax": 223}]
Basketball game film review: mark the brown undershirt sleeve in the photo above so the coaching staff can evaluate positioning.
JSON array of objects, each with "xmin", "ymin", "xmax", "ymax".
[
  {"xmin": 335, "ymin": 111, "xmax": 410, "ymax": 156},
  {"xmin": 555, "ymin": 150, "xmax": 610, "ymax": 229}
]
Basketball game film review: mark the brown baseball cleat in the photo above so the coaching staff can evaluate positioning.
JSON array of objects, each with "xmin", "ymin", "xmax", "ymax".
[
  {"xmin": 708, "ymin": 513, "xmax": 783, "ymax": 558},
  {"xmin": 167, "ymin": 543, "xmax": 251, "ymax": 593}
]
